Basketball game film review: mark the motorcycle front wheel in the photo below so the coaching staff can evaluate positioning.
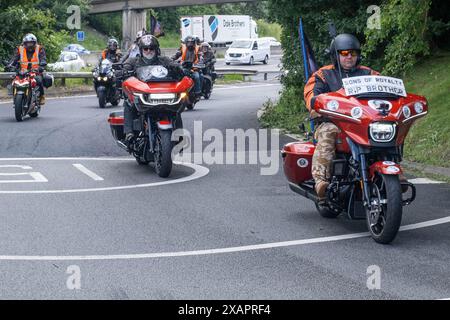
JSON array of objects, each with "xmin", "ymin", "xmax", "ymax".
[
  {"xmin": 14, "ymin": 94, "xmax": 26, "ymax": 122},
  {"xmin": 366, "ymin": 174, "xmax": 403, "ymax": 244},
  {"xmin": 154, "ymin": 130, "xmax": 173, "ymax": 178},
  {"xmin": 98, "ymin": 87, "xmax": 107, "ymax": 108}
]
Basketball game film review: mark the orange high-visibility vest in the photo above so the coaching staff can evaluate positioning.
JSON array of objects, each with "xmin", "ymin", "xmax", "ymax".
[
  {"xmin": 19, "ymin": 45, "xmax": 40, "ymax": 72},
  {"xmin": 181, "ymin": 45, "xmax": 199, "ymax": 64}
]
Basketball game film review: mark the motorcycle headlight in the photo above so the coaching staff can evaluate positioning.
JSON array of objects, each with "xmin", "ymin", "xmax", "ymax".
[
  {"xmin": 414, "ymin": 102, "xmax": 424, "ymax": 114},
  {"xmin": 97, "ymin": 77, "xmax": 102, "ymax": 81},
  {"xmin": 103, "ymin": 77, "xmax": 108, "ymax": 81},
  {"xmin": 369, "ymin": 122, "xmax": 396, "ymax": 142}
]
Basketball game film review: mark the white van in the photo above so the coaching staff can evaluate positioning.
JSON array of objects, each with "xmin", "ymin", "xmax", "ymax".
[{"xmin": 225, "ymin": 38, "xmax": 271, "ymax": 65}]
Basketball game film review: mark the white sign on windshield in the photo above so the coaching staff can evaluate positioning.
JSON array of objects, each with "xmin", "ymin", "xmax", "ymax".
[{"xmin": 342, "ymin": 76, "xmax": 407, "ymax": 97}]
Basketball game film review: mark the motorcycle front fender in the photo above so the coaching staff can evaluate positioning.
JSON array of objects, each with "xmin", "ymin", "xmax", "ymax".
[{"xmin": 369, "ymin": 161, "xmax": 403, "ymax": 180}]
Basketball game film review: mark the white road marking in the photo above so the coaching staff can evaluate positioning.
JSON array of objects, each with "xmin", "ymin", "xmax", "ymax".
[
  {"xmin": 0, "ymin": 165, "xmax": 48, "ymax": 183},
  {"xmin": 408, "ymin": 178, "xmax": 445, "ymax": 184},
  {"xmin": 0, "ymin": 216, "xmax": 448, "ymax": 261},
  {"xmin": 72, "ymin": 163, "xmax": 104, "ymax": 181},
  {"xmin": 0, "ymin": 158, "xmax": 209, "ymax": 194}
]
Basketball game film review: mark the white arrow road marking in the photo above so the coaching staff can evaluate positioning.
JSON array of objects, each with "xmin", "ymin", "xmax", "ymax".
[
  {"xmin": 0, "ymin": 216, "xmax": 447, "ymax": 261},
  {"xmin": 73, "ymin": 163, "xmax": 104, "ymax": 181}
]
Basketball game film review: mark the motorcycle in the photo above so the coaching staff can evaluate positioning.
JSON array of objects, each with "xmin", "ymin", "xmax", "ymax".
[
  {"xmin": 198, "ymin": 62, "xmax": 217, "ymax": 100},
  {"xmin": 281, "ymin": 75, "xmax": 428, "ymax": 244},
  {"xmin": 107, "ymin": 64, "xmax": 194, "ymax": 177},
  {"xmin": 179, "ymin": 61, "xmax": 203, "ymax": 110},
  {"xmin": 6, "ymin": 62, "xmax": 46, "ymax": 122},
  {"xmin": 93, "ymin": 59, "xmax": 122, "ymax": 108}
]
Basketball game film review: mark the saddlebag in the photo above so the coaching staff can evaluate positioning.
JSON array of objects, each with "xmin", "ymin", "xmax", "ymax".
[
  {"xmin": 108, "ymin": 112, "xmax": 125, "ymax": 141},
  {"xmin": 281, "ymin": 142, "xmax": 315, "ymax": 184},
  {"xmin": 42, "ymin": 72, "xmax": 54, "ymax": 88}
]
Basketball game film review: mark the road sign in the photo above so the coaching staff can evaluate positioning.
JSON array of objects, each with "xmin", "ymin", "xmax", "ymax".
[{"xmin": 76, "ymin": 31, "xmax": 85, "ymax": 42}]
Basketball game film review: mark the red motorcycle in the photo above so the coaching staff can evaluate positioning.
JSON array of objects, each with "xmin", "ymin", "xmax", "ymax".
[
  {"xmin": 7, "ymin": 63, "xmax": 43, "ymax": 122},
  {"xmin": 108, "ymin": 65, "xmax": 193, "ymax": 177},
  {"xmin": 282, "ymin": 76, "xmax": 428, "ymax": 244}
]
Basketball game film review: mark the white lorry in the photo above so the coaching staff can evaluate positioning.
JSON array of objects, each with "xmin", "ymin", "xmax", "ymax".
[{"xmin": 180, "ymin": 15, "xmax": 258, "ymax": 46}]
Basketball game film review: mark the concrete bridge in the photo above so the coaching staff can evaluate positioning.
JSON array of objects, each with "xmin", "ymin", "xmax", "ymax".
[{"xmin": 89, "ymin": 0, "xmax": 257, "ymax": 49}]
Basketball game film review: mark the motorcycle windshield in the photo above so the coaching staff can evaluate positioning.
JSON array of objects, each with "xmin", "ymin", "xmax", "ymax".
[
  {"xmin": 135, "ymin": 65, "xmax": 175, "ymax": 82},
  {"xmin": 100, "ymin": 59, "xmax": 112, "ymax": 75}
]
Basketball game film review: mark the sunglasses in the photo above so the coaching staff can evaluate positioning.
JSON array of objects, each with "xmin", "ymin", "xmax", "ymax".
[
  {"xmin": 143, "ymin": 47, "xmax": 155, "ymax": 52},
  {"xmin": 338, "ymin": 50, "xmax": 359, "ymax": 57}
]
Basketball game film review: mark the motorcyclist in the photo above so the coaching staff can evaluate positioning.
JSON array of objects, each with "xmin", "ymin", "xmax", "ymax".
[
  {"xmin": 303, "ymin": 33, "xmax": 379, "ymax": 202},
  {"xmin": 122, "ymin": 35, "xmax": 185, "ymax": 146},
  {"xmin": 100, "ymin": 38, "xmax": 122, "ymax": 63},
  {"xmin": 200, "ymin": 42, "xmax": 216, "ymax": 76},
  {"xmin": 172, "ymin": 35, "xmax": 202, "ymax": 95},
  {"xmin": 7, "ymin": 33, "xmax": 47, "ymax": 105},
  {"xmin": 121, "ymin": 29, "xmax": 146, "ymax": 62}
]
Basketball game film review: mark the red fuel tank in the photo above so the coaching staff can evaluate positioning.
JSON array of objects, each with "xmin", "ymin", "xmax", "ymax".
[{"xmin": 281, "ymin": 142, "xmax": 315, "ymax": 184}]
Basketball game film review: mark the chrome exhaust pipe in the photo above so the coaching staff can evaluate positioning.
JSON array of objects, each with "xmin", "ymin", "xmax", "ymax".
[{"xmin": 116, "ymin": 140, "xmax": 128, "ymax": 151}]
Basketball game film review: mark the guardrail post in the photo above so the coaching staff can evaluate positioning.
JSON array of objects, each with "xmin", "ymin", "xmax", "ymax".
[
  {"xmin": 264, "ymin": 73, "xmax": 268, "ymax": 81},
  {"xmin": 61, "ymin": 78, "xmax": 66, "ymax": 87}
]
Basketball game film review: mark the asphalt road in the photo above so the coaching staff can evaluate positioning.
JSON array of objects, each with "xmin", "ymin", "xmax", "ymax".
[{"xmin": 0, "ymin": 81, "xmax": 449, "ymax": 299}]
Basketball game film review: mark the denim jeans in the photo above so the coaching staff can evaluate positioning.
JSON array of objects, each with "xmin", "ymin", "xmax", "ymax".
[{"xmin": 192, "ymin": 71, "xmax": 202, "ymax": 94}]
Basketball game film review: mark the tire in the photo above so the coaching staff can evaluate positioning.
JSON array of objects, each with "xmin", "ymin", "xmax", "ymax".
[
  {"xmin": 111, "ymin": 99, "xmax": 120, "ymax": 106},
  {"xmin": 154, "ymin": 130, "xmax": 173, "ymax": 178},
  {"xmin": 315, "ymin": 202, "xmax": 341, "ymax": 218},
  {"xmin": 186, "ymin": 104, "xmax": 194, "ymax": 110},
  {"xmin": 249, "ymin": 57, "xmax": 254, "ymax": 65},
  {"xmin": 263, "ymin": 55, "xmax": 269, "ymax": 64},
  {"xmin": 98, "ymin": 87, "xmax": 107, "ymax": 109},
  {"xmin": 14, "ymin": 94, "xmax": 25, "ymax": 122},
  {"xmin": 225, "ymin": 62, "xmax": 230, "ymax": 65},
  {"xmin": 366, "ymin": 174, "xmax": 403, "ymax": 244},
  {"xmin": 204, "ymin": 91, "xmax": 211, "ymax": 100}
]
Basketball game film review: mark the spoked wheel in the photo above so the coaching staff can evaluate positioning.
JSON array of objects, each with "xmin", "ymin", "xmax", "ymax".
[
  {"xmin": 366, "ymin": 174, "xmax": 403, "ymax": 244},
  {"xmin": 14, "ymin": 94, "xmax": 26, "ymax": 122},
  {"xmin": 154, "ymin": 130, "xmax": 173, "ymax": 178}
]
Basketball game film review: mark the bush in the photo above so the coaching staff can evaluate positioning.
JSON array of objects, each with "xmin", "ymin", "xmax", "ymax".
[{"xmin": 257, "ymin": 19, "xmax": 282, "ymax": 40}]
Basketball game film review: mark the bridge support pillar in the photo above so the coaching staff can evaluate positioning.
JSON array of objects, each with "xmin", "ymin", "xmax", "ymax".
[{"xmin": 122, "ymin": 6, "xmax": 147, "ymax": 51}]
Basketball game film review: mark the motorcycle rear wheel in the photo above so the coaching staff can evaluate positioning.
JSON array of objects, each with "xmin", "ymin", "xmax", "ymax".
[{"xmin": 366, "ymin": 174, "xmax": 402, "ymax": 244}]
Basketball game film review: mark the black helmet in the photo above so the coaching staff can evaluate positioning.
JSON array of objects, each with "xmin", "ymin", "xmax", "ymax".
[
  {"xmin": 330, "ymin": 33, "xmax": 361, "ymax": 66},
  {"xmin": 107, "ymin": 38, "xmax": 119, "ymax": 51},
  {"xmin": 138, "ymin": 34, "xmax": 161, "ymax": 57},
  {"xmin": 184, "ymin": 36, "xmax": 195, "ymax": 49}
]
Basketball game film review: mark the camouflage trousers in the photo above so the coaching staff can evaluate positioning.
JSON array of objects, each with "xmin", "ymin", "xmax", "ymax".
[{"xmin": 312, "ymin": 122, "xmax": 340, "ymax": 184}]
